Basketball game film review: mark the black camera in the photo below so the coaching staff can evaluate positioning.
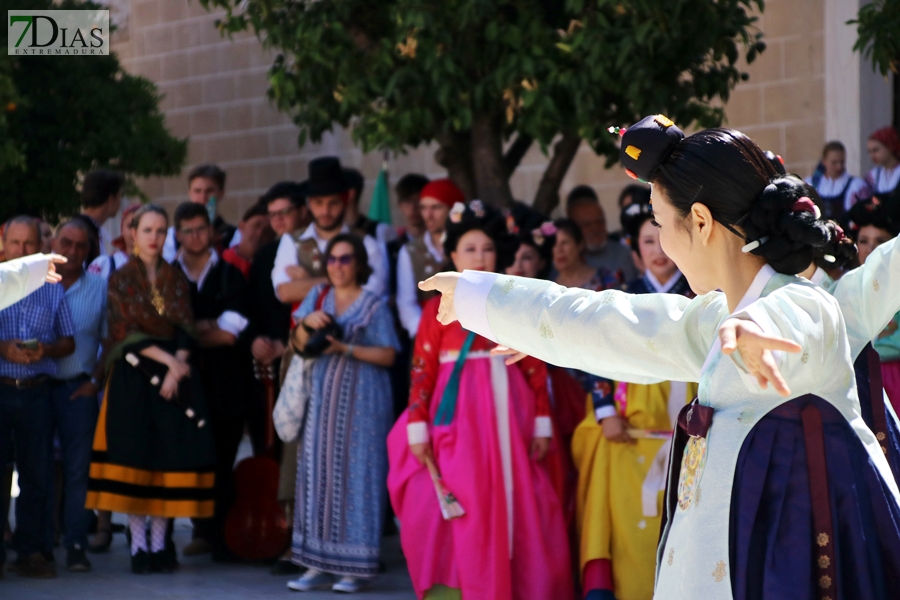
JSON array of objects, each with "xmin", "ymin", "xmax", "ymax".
[{"xmin": 302, "ymin": 317, "xmax": 343, "ymax": 358}]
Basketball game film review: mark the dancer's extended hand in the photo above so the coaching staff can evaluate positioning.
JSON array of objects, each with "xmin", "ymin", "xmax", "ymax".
[
  {"xmin": 490, "ymin": 345, "xmax": 528, "ymax": 365},
  {"xmin": 418, "ymin": 273, "xmax": 461, "ymax": 325},
  {"xmin": 718, "ymin": 318, "xmax": 801, "ymax": 397},
  {"xmin": 46, "ymin": 254, "xmax": 67, "ymax": 283}
]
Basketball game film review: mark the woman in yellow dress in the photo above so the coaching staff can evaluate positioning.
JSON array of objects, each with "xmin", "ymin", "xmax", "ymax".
[{"xmin": 571, "ymin": 200, "xmax": 695, "ymax": 600}]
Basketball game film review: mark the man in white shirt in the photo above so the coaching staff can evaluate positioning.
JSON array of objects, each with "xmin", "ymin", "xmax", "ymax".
[
  {"xmin": 272, "ymin": 157, "xmax": 386, "ymax": 305},
  {"xmin": 395, "ymin": 178, "xmax": 462, "ymax": 338}
]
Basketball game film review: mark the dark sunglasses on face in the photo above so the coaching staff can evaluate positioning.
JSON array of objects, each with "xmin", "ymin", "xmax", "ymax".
[{"xmin": 327, "ymin": 254, "xmax": 354, "ymax": 266}]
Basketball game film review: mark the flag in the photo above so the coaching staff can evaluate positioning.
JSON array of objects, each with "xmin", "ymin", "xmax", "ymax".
[{"xmin": 368, "ymin": 165, "xmax": 392, "ymax": 225}]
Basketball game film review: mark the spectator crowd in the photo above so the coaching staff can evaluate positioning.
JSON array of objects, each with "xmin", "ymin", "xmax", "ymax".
[{"xmin": 1, "ymin": 123, "xmax": 899, "ymax": 598}]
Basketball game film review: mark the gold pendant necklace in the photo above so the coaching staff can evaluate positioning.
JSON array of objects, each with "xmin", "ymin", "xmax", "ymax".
[{"xmin": 150, "ymin": 283, "xmax": 166, "ymax": 316}]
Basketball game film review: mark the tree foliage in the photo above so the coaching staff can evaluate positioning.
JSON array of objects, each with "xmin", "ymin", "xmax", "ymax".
[
  {"xmin": 203, "ymin": 0, "xmax": 764, "ymax": 211},
  {"xmin": 0, "ymin": 0, "xmax": 187, "ymax": 220},
  {"xmin": 850, "ymin": 0, "xmax": 900, "ymax": 77}
]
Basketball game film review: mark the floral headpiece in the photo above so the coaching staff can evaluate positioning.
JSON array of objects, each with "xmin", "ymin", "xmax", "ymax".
[{"xmin": 531, "ymin": 221, "xmax": 557, "ymax": 247}]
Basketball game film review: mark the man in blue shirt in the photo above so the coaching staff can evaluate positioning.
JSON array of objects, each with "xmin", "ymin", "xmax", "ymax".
[
  {"xmin": 49, "ymin": 220, "xmax": 107, "ymax": 573},
  {"xmin": 0, "ymin": 217, "xmax": 75, "ymax": 579}
]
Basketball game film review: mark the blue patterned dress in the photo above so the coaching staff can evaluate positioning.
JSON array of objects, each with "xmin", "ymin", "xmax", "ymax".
[{"xmin": 291, "ymin": 285, "xmax": 400, "ymax": 577}]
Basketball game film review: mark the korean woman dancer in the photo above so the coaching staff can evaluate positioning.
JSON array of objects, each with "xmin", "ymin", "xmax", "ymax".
[
  {"xmin": 388, "ymin": 201, "xmax": 573, "ymax": 600},
  {"xmin": 421, "ymin": 116, "xmax": 900, "ymax": 599}
]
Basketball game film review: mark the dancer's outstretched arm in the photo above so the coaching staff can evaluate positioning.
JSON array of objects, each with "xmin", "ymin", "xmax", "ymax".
[
  {"xmin": 828, "ymin": 236, "xmax": 900, "ymax": 358},
  {"xmin": 422, "ymin": 271, "xmax": 726, "ymax": 385}
]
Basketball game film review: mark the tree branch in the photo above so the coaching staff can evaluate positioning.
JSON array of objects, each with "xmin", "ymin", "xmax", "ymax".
[
  {"xmin": 503, "ymin": 133, "xmax": 534, "ymax": 178},
  {"xmin": 532, "ymin": 133, "xmax": 582, "ymax": 215}
]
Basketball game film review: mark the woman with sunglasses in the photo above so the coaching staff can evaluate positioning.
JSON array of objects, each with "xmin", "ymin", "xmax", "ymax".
[{"xmin": 286, "ymin": 233, "xmax": 399, "ymax": 594}]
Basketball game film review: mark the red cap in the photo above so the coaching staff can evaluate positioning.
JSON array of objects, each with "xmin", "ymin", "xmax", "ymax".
[
  {"xmin": 870, "ymin": 126, "xmax": 900, "ymax": 158},
  {"xmin": 420, "ymin": 178, "xmax": 465, "ymax": 208}
]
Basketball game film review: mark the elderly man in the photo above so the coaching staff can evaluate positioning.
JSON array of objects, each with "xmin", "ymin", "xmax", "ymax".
[
  {"xmin": 566, "ymin": 185, "xmax": 638, "ymax": 282},
  {"xmin": 48, "ymin": 220, "xmax": 107, "ymax": 573},
  {"xmin": 0, "ymin": 217, "xmax": 75, "ymax": 579}
]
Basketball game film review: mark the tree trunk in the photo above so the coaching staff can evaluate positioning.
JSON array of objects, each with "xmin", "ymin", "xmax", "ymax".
[
  {"xmin": 435, "ymin": 130, "xmax": 476, "ymax": 200},
  {"xmin": 503, "ymin": 133, "xmax": 533, "ymax": 178},
  {"xmin": 532, "ymin": 133, "xmax": 582, "ymax": 215},
  {"xmin": 470, "ymin": 112, "xmax": 513, "ymax": 208}
]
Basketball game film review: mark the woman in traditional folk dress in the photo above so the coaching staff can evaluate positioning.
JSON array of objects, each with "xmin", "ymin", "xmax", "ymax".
[
  {"xmin": 86, "ymin": 205, "xmax": 214, "ymax": 574},
  {"xmin": 572, "ymin": 200, "xmax": 696, "ymax": 600},
  {"xmin": 388, "ymin": 201, "xmax": 572, "ymax": 600},
  {"xmin": 422, "ymin": 116, "xmax": 900, "ymax": 599},
  {"xmin": 286, "ymin": 234, "xmax": 399, "ymax": 594},
  {"xmin": 865, "ymin": 127, "xmax": 900, "ymax": 215}
]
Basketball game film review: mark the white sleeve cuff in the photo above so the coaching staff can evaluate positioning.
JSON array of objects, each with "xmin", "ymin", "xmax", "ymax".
[
  {"xmin": 407, "ymin": 421, "xmax": 430, "ymax": 444},
  {"xmin": 534, "ymin": 416, "xmax": 552, "ymax": 438},
  {"xmin": 455, "ymin": 270, "xmax": 499, "ymax": 343},
  {"xmin": 22, "ymin": 254, "xmax": 51, "ymax": 297},
  {"xmin": 594, "ymin": 405, "xmax": 618, "ymax": 422},
  {"xmin": 217, "ymin": 310, "xmax": 249, "ymax": 337}
]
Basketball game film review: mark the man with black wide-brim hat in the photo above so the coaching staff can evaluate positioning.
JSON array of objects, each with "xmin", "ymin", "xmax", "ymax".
[{"xmin": 271, "ymin": 157, "xmax": 387, "ymax": 304}]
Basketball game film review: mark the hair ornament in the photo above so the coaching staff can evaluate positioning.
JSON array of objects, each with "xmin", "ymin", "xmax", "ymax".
[
  {"xmin": 617, "ymin": 115, "xmax": 685, "ymax": 183},
  {"xmin": 791, "ymin": 197, "xmax": 821, "ymax": 219},
  {"xmin": 607, "ymin": 126, "xmax": 627, "ymax": 137},
  {"xmin": 503, "ymin": 209, "xmax": 519, "ymax": 235},
  {"xmin": 470, "ymin": 199, "xmax": 486, "ymax": 219},
  {"xmin": 741, "ymin": 236, "xmax": 769, "ymax": 253},
  {"xmin": 449, "ymin": 202, "xmax": 465, "ymax": 223},
  {"xmin": 531, "ymin": 221, "xmax": 557, "ymax": 248},
  {"xmin": 822, "ymin": 254, "xmax": 837, "ymax": 263}
]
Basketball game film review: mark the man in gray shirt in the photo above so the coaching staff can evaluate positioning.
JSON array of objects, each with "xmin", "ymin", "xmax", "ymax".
[{"xmin": 566, "ymin": 185, "xmax": 638, "ymax": 282}]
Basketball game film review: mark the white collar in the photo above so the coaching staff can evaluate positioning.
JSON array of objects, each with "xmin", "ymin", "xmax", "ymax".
[
  {"xmin": 300, "ymin": 223, "xmax": 350, "ymax": 243},
  {"xmin": 178, "ymin": 249, "xmax": 219, "ymax": 290},
  {"xmin": 699, "ymin": 263, "xmax": 776, "ymax": 376},
  {"xmin": 733, "ymin": 263, "xmax": 776, "ymax": 315},
  {"xmin": 423, "ymin": 231, "xmax": 444, "ymax": 261},
  {"xmin": 810, "ymin": 267, "xmax": 828, "ymax": 286},
  {"xmin": 645, "ymin": 269, "xmax": 682, "ymax": 294}
]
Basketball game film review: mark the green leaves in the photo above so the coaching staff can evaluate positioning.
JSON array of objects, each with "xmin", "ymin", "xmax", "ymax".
[
  {"xmin": 0, "ymin": 0, "xmax": 187, "ymax": 218},
  {"xmin": 199, "ymin": 0, "xmax": 764, "ymax": 207},
  {"xmin": 849, "ymin": 0, "xmax": 900, "ymax": 77}
]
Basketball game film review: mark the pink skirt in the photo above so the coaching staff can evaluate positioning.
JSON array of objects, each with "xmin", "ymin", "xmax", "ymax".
[
  {"xmin": 387, "ymin": 354, "xmax": 573, "ymax": 600},
  {"xmin": 882, "ymin": 360, "xmax": 900, "ymax": 414}
]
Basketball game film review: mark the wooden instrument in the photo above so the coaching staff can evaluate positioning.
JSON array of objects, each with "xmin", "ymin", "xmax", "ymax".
[
  {"xmin": 223, "ymin": 358, "xmax": 290, "ymax": 560},
  {"xmin": 124, "ymin": 352, "xmax": 206, "ymax": 428}
]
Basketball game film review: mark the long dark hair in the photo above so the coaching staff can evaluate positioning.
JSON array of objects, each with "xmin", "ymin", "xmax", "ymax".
[{"xmin": 653, "ymin": 129, "xmax": 854, "ymax": 274}]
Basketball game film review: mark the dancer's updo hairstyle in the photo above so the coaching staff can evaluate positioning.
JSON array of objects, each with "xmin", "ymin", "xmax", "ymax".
[
  {"xmin": 615, "ymin": 115, "xmax": 856, "ymax": 275},
  {"xmin": 442, "ymin": 200, "xmax": 516, "ymax": 273}
]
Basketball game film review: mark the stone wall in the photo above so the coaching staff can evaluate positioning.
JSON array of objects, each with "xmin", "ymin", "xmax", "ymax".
[{"xmin": 112, "ymin": 0, "xmax": 837, "ymax": 226}]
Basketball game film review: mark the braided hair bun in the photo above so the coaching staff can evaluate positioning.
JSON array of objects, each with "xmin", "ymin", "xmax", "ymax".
[{"xmin": 742, "ymin": 175, "xmax": 855, "ymax": 274}]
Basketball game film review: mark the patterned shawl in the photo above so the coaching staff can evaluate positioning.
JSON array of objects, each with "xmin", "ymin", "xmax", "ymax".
[{"xmin": 105, "ymin": 257, "xmax": 194, "ymax": 367}]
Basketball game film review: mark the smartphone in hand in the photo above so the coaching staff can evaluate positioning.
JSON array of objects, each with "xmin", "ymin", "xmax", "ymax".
[{"xmin": 19, "ymin": 339, "xmax": 39, "ymax": 351}]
